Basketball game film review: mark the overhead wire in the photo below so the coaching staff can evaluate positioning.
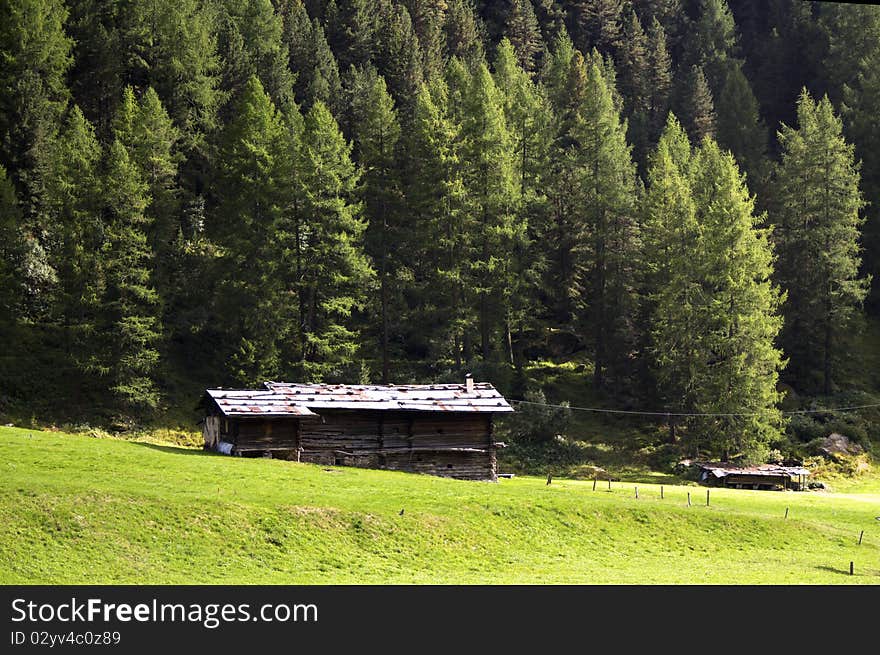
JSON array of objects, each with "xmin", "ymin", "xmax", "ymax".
[{"xmin": 506, "ymin": 397, "xmax": 880, "ymax": 418}]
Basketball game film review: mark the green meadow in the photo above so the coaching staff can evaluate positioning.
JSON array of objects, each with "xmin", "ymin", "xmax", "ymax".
[{"xmin": 1, "ymin": 426, "xmax": 878, "ymax": 584}]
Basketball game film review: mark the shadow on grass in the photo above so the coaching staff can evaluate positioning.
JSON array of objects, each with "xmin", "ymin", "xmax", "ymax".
[
  {"xmin": 129, "ymin": 441, "xmax": 212, "ymax": 457},
  {"xmin": 814, "ymin": 565, "xmax": 854, "ymax": 576}
]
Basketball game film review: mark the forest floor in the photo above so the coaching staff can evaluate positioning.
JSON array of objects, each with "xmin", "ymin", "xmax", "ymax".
[{"xmin": 2, "ymin": 425, "xmax": 879, "ymax": 584}]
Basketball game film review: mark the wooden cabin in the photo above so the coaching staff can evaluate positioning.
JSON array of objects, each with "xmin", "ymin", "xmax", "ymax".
[
  {"xmin": 201, "ymin": 378, "xmax": 513, "ymax": 481},
  {"xmin": 696, "ymin": 462, "xmax": 810, "ymax": 491}
]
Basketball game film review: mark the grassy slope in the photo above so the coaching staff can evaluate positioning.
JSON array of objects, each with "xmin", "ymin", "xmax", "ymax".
[{"xmin": 2, "ymin": 427, "xmax": 878, "ymax": 584}]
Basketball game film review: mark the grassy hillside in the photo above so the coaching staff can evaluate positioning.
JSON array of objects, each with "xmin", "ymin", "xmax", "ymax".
[{"xmin": 1, "ymin": 426, "xmax": 878, "ymax": 584}]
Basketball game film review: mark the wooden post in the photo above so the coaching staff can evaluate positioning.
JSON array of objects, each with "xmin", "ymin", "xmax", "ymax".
[
  {"xmin": 635, "ymin": 486, "xmax": 639, "ymax": 499},
  {"xmin": 784, "ymin": 507, "xmax": 789, "ymax": 519},
  {"xmin": 660, "ymin": 486, "xmax": 664, "ymax": 499},
  {"xmin": 546, "ymin": 473, "xmax": 552, "ymax": 486},
  {"xmin": 706, "ymin": 489, "xmax": 710, "ymax": 506},
  {"xmin": 850, "ymin": 561, "xmax": 854, "ymax": 576},
  {"xmin": 593, "ymin": 478, "xmax": 597, "ymax": 491},
  {"xmin": 858, "ymin": 530, "xmax": 864, "ymax": 545},
  {"xmin": 608, "ymin": 478, "xmax": 611, "ymax": 491},
  {"xmin": 687, "ymin": 492, "xmax": 691, "ymax": 507}
]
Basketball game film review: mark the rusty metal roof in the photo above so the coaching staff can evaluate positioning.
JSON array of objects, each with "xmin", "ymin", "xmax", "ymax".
[
  {"xmin": 206, "ymin": 382, "xmax": 514, "ymax": 417},
  {"xmin": 698, "ymin": 462, "xmax": 810, "ymax": 478}
]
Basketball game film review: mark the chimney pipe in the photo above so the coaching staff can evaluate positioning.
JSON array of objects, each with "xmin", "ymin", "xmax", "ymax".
[{"xmin": 465, "ymin": 373, "xmax": 474, "ymax": 393}]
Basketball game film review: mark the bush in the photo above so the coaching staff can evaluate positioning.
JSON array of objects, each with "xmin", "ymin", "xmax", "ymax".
[{"xmin": 496, "ymin": 389, "xmax": 571, "ymax": 443}]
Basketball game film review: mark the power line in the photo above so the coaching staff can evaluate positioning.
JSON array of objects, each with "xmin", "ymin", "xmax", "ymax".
[{"xmin": 506, "ymin": 397, "xmax": 880, "ymax": 418}]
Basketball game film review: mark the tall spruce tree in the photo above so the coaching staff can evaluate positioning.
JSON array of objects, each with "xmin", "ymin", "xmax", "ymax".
[
  {"xmin": 402, "ymin": 80, "xmax": 469, "ymax": 365},
  {"xmin": 99, "ymin": 140, "xmax": 161, "ymax": 412},
  {"xmin": 646, "ymin": 18, "xmax": 673, "ymax": 145},
  {"xmin": 347, "ymin": 69, "xmax": 402, "ymax": 382},
  {"xmin": 774, "ymin": 90, "xmax": 870, "ymax": 394},
  {"xmin": 641, "ymin": 115, "xmax": 699, "ymax": 422},
  {"xmin": 282, "ymin": 2, "xmax": 343, "ymax": 112},
  {"xmin": 685, "ymin": 138, "xmax": 785, "ymax": 462},
  {"xmin": 293, "ymin": 100, "xmax": 373, "ymax": 379},
  {"xmin": 573, "ymin": 53, "xmax": 641, "ymax": 392},
  {"xmin": 505, "ymin": 0, "xmax": 543, "ymax": 74},
  {"xmin": 212, "ymin": 76, "xmax": 294, "ymax": 383},
  {"xmin": 678, "ymin": 65, "xmax": 717, "ymax": 143},
  {"xmin": 460, "ymin": 63, "xmax": 520, "ymax": 361},
  {"xmin": 44, "ymin": 105, "xmax": 103, "ymax": 371}
]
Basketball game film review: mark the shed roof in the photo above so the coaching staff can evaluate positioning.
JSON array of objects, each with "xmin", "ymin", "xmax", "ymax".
[
  {"xmin": 206, "ymin": 381, "xmax": 514, "ymax": 417},
  {"xmin": 697, "ymin": 462, "xmax": 810, "ymax": 478}
]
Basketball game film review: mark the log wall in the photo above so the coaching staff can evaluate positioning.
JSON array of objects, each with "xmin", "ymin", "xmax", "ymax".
[{"xmin": 208, "ymin": 408, "xmax": 499, "ymax": 481}]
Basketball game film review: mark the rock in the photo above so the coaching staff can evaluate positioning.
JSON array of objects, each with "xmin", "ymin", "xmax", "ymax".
[
  {"xmin": 817, "ymin": 433, "xmax": 864, "ymax": 460},
  {"xmin": 808, "ymin": 481, "xmax": 826, "ymax": 490}
]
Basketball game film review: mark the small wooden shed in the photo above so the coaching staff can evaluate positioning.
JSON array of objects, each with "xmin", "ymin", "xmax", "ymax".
[
  {"xmin": 201, "ymin": 378, "xmax": 514, "ymax": 481},
  {"xmin": 696, "ymin": 463, "xmax": 810, "ymax": 491}
]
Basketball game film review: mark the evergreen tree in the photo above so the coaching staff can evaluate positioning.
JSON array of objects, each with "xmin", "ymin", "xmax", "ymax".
[
  {"xmin": 215, "ymin": 0, "xmax": 295, "ymax": 114},
  {"xmin": 493, "ymin": 38, "xmax": 552, "ymax": 366},
  {"xmin": 678, "ymin": 65, "xmax": 717, "ymax": 143},
  {"xmin": 44, "ymin": 105, "xmax": 103, "ymax": 370},
  {"xmin": 401, "ymin": 0, "xmax": 446, "ymax": 82},
  {"xmin": 0, "ymin": 166, "xmax": 25, "ymax": 316},
  {"xmin": 617, "ymin": 9, "xmax": 651, "ymax": 171},
  {"xmin": 646, "ymin": 18, "xmax": 673, "ymax": 145},
  {"xmin": 324, "ymin": 0, "xmax": 377, "ymax": 72},
  {"xmin": 294, "ymin": 101, "xmax": 374, "ymax": 379},
  {"xmin": 573, "ymin": 54, "xmax": 641, "ymax": 392},
  {"xmin": 774, "ymin": 90, "xmax": 870, "ymax": 394},
  {"xmin": 99, "ymin": 140, "xmax": 161, "ymax": 412},
  {"xmin": 373, "ymin": 1, "xmax": 424, "ymax": 115},
  {"xmin": 348, "ymin": 69, "xmax": 403, "ymax": 382},
  {"xmin": 687, "ymin": 138, "xmax": 785, "ymax": 461},
  {"xmin": 505, "ymin": 0, "xmax": 543, "ymax": 74},
  {"xmin": 566, "ymin": 0, "xmax": 623, "ymax": 59},
  {"xmin": 211, "ymin": 76, "xmax": 294, "ymax": 383},
  {"xmin": 460, "ymin": 63, "xmax": 520, "ymax": 361},
  {"xmin": 444, "ymin": 0, "xmax": 485, "ymax": 65},
  {"xmin": 641, "ymin": 115, "xmax": 699, "ymax": 419},
  {"xmin": 282, "ymin": 2, "xmax": 343, "ymax": 112},
  {"xmin": 715, "ymin": 60, "xmax": 768, "ymax": 202}
]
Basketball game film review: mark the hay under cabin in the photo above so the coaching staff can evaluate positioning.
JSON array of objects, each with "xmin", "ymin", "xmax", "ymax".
[
  {"xmin": 201, "ymin": 378, "xmax": 514, "ymax": 481},
  {"xmin": 697, "ymin": 463, "xmax": 810, "ymax": 491}
]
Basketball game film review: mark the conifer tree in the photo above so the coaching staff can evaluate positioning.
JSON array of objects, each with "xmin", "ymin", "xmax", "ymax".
[
  {"xmin": 573, "ymin": 54, "xmax": 641, "ymax": 391},
  {"xmin": 715, "ymin": 60, "xmax": 767, "ymax": 202},
  {"xmin": 0, "ymin": 166, "xmax": 25, "ymax": 317},
  {"xmin": 774, "ymin": 90, "xmax": 870, "ymax": 394},
  {"xmin": 505, "ymin": 0, "xmax": 544, "ymax": 74},
  {"xmin": 402, "ymin": 80, "xmax": 469, "ymax": 365},
  {"xmin": 212, "ymin": 76, "xmax": 293, "ymax": 383},
  {"xmin": 373, "ymin": 1, "xmax": 424, "ymax": 116},
  {"xmin": 99, "ymin": 140, "xmax": 161, "ymax": 412},
  {"xmin": 293, "ymin": 101, "xmax": 373, "ymax": 379},
  {"xmin": 646, "ymin": 18, "xmax": 673, "ymax": 144},
  {"xmin": 685, "ymin": 138, "xmax": 785, "ymax": 461},
  {"xmin": 678, "ymin": 65, "xmax": 717, "ymax": 143},
  {"xmin": 282, "ymin": 3, "xmax": 343, "ymax": 112},
  {"xmin": 44, "ymin": 105, "xmax": 103, "ymax": 368},
  {"xmin": 444, "ymin": 0, "xmax": 485, "ymax": 65},
  {"xmin": 617, "ymin": 9, "xmax": 650, "ymax": 170},
  {"xmin": 401, "ymin": 0, "xmax": 446, "ymax": 82},
  {"xmin": 348, "ymin": 69, "xmax": 402, "ymax": 382},
  {"xmin": 324, "ymin": 0, "xmax": 377, "ymax": 72},
  {"xmin": 460, "ymin": 63, "xmax": 520, "ymax": 361},
  {"xmin": 641, "ymin": 115, "xmax": 699, "ymax": 417},
  {"xmin": 567, "ymin": 0, "xmax": 623, "ymax": 59}
]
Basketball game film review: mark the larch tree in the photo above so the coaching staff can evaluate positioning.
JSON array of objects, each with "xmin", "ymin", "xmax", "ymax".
[
  {"xmin": 774, "ymin": 90, "xmax": 870, "ymax": 394},
  {"xmin": 460, "ymin": 63, "xmax": 520, "ymax": 362},
  {"xmin": 211, "ymin": 76, "xmax": 294, "ymax": 384},
  {"xmin": 505, "ymin": 0, "xmax": 543, "ymax": 74},
  {"xmin": 99, "ymin": 140, "xmax": 161, "ymax": 412},
  {"xmin": 347, "ymin": 69, "xmax": 403, "ymax": 383},
  {"xmin": 294, "ymin": 100, "xmax": 374, "ymax": 380},
  {"xmin": 573, "ymin": 53, "xmax": 641, "ymax": 392},
  {"xmin": 686, "ymin": 138, "xmax": 785, "ymax": 462}
]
